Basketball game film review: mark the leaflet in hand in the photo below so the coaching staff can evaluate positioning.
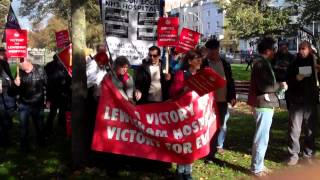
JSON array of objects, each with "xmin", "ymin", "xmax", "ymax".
[{"xmin": 299, "ymin": 66, "xmax": 312, "ymax": 77}]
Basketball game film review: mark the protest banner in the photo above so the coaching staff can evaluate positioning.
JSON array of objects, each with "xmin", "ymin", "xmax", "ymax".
[
  {"xmin": 5, "ymin": 29, "xmax": 27, "ymax": 58},
  {"xmin": 176, "ymin": 28, "xmax": 201, "ymax": 53},
  {"xmin": 57, "ymin": 44, "xmax": 72, "ymax": 76},
  {"xmin": 92, "ymin": 72, "xmax": 226, "ymax": 164},
  {"xmin": 157, "ymin": 17, "xmax": 179, "ymax": 47},
  {"xmin": 101, "ymin": 0, "xmax": 160, "ymax": 65},
  {"xmin": 55, "ymin": 30, "xmax": 70, "ymax": 49}
]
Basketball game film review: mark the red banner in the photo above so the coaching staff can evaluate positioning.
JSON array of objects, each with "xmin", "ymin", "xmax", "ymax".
[
  {"xmin": 57, "ymin": 44, "xmax": 72, "ymax": 76},
  {"xmin": 92, "ymin": 77, "xmax": 220, "ymax": 164},
  {"xmin": 55, "ymin": 30, "xmax": 70, "ymax": 49},
  {"xmin": 5, "ymin": 29, "xmax": 27, "ymax": 58},
  {"xmin": 176, "ymin": 28, "xmax": 201, "ymax": 53},
  {"xmin": 157, "ymin": 17, "xmax": 179, "ymax": 47},
  {"xmin": 186, "ymin": 68, "xmax": 226, "ymax": 96}
]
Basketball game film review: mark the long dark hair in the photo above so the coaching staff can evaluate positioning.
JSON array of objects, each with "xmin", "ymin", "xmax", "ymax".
[{"xmin": 181, "ymin": 49, "xmax": 202, "ymax": 70}]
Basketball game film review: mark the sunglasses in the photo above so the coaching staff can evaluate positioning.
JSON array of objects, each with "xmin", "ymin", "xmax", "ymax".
[{"xmin": 149, "ymin": 54, "xmax": 159, "ymax": 58}]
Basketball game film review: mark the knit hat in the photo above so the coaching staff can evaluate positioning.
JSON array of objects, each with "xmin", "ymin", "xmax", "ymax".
[
  {"xmin": 205, "ymin": 38, "xmax": 220, "ymax": 49},
  {"xmin": 94, "ymin": 52, "xmax": 109, "ymax": 65}
]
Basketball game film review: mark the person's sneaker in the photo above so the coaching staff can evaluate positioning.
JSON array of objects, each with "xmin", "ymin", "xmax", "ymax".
[
  {"xmin": 286, "ymin": 158, "xmax": 299, "ymax": 166},
  {"xmin": 217, "ymin": 147, "xmax": 225, "ymax": 155},
  {"xmin": 301, "ymin": 156, "xmax": 315, "ymax": 165},
  {"xmin": 204, "ymin": 157, "xmax": 215, "ymax": 164},
  {"xmin": 252, "ymin": 168, "xmax": 273, "ymax": 177},
  {"xmin": 253, "ymin": 171, "xmax": 268, "ymax": 177},
  {"xmin": 263, "ymin": 167, "xmax": 273, "ymax": 174},
  {"xmin": 183, "ymin": 173, "xmax": 193, "ymax": 180}
]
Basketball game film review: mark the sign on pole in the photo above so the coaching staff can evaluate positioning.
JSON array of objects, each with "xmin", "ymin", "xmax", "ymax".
[
  {"xmin": 176, "ymin": 28, "xmax": 201, "ymax": 53},
  {"xmin": 101, "ymin": 1, "xmax": 160, "ymax": 65},
  {"xmin": 55, "ymin": 30, "xmax": 70, "ymax": 49},
  {"xmin": 157, "ymin": 17, "xmax": 179, "ymax": 47},
  {"xmin": 5, "ymin": 29, "xmax": 27, "ymax": 58},
  {"xmin": 57, "ymin": 44, "xmax": 72, "ymax": 77}
]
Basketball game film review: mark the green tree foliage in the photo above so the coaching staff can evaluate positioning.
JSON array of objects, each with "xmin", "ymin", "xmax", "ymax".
[
  {"xmin": 28, "ymin": 17, "xmax": 68, "ymax": 50},
  {"xmin": 19, "ymin": 0, "xmax": 103, "ymax": 48},
  {"xmin": 224, "ymin": 0, "xmax": 290, "ymax": 38},
  {"xmin": 287, "ymin": 0, "xmax": 320, "ymax": 24},
  {"xmin": 0, "ymin": 0, "xmax": 11, "ymax": 41}
]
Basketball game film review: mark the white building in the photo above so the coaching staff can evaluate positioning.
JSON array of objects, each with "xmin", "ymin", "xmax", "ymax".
[{"xmin": 169, "ymin": 0, "xmax": 224, "ymax": 40}]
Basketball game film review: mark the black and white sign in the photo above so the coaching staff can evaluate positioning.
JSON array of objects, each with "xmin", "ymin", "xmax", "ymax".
[{"xmin": 102, "ymin": 0, "xmax": 160, "ymax": 65}]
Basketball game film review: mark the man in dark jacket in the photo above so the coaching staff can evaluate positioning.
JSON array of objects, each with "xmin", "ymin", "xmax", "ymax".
[
  {"xmin": 14, "ymin": 57, "xmax": 47, "ymax": 152},
  {"xmin": 272, "ymin": 40, "xmax": 294, "ymax": 107},
  {"xmin": 0, "ymin": 47, "xmax": 16, "ymax": 147},
  {"xmin": 44, "ymin": 54, "xmax": 72, "ymax": 136},
  {"xmin": 247, "ymin": 37, "xmax": 283, "ymax": 176},
  {"xmin": 135, "ymin": 46, "xmax": 172, "ymax": 104},
  {"xmin": 202, "ymin": 39, "xmax": 236, "ymax": 161},
  {"xmin": 0, "ymin": 47, "xmax": 14, "ymax": 81},
  {"xmin": 286, "ymin": 41, "xmax": 320, "ymax": 166}
]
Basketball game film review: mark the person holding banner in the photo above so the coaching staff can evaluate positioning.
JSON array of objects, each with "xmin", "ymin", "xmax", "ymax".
[
  {"xmin": 86, "ymin": 43, "xmax": 110, "ymax": 157},
  {"xmin": 86, "ymin": 44, "xmax": 109, "ymax": 94},
  {"xmin": 135, "ymin": 46, "xmax": 172, "ymax": 104},
  {"xmin": 247, "ymin": 37, "xmax": 283, "ymax": 176},
  {"xmin": 109, "ymin": 56, "xmax": 135, "ymax": 102},
  {"xmin": 13, "ymin": 57, "xmax": 47, "ymax": 152},
  {"xmin": 202, "ymin": 39, "xmax": 236, "ymax": 161},
  {"xmin": 169, "ymin": 49, "xmax": 203, "ymax": 180}
]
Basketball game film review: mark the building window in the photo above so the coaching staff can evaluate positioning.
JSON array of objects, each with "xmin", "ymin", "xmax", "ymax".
[
  {"xmin": 208, "ymin": 10, "xmax": 210, "ymax": 16},
  {"xmin": 207, "ymin": 22, "xmax": 210, "ymax": 30},
  {"xmin": 193, "ymin": 13, "xmax": 199, "ymax": 21},
  {"xmin": 217, "ymin": 9, "xmax": 223, "ymax": 14},
  {"xmin": 217, "ymin": 21, "xmax": 220, "ymax": 27}
]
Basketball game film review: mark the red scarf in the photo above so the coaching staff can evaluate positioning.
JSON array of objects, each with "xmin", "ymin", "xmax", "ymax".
[{"xmin": 117, "ymin": 72, "xmax": 129, "ymax": 88}]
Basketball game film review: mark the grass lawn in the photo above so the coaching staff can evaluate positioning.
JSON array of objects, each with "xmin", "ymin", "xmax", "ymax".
[
  {"xmin": 231, "ymin": 64, "xmax": 251, "ymax": 81},
  {"xmin": 1, "ymin": 103, "xmax": 319, "ymax": 179}
]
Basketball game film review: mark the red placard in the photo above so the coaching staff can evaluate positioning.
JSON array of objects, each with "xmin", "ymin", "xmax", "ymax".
[
  {"xmin": 92, "ymin": 76, "xmax": 220, "ymax": 164},
  {"xmin": 55, "ymin": 30, "xmax": 70, "ymax": 49},
  {"xmin": 157, "ymin": 17, "xmax": 179, "ymax": 47},
  {"xmin": 186, "ymin": 68, "xmax": 226, "ymax": 96},
  {"xmin": 57, "ymin": 44, "xmax": 72, "ymax": 77},
  {"xmin": 175, "ymin": 28, "xmax": 201, "ymax": 53},
  {"xmin": 5, "ymin": 29, "xmax": 28, "ymax": 58}
]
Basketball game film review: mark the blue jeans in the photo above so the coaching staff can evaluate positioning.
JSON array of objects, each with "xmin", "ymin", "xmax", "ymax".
[
  {"xmin": 19, "ymin": 103, "xmax": 45, "ymax": 150},
  {"xmin": 251, "ymin": 109, "xmax": 274, "ymax": 173},
  {"xmin": 217, "ymin": 108, "xmax": 230, "ymax": 148},
  {"xmin": 177, "ymin": 164, "xmax": 192, "ymax": 174}
]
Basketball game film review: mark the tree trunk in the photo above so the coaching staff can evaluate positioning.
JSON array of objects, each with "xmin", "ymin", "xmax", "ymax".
[{"xmin": 70, "ymin": 0, "xmax": 88, "ymax": 167}]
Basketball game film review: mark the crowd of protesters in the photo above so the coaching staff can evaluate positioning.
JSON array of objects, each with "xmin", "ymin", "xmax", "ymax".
[
  {"xmin": 83, "ymin": 37, "xmax": 319, "ymax": 179},
  {"xmin": 0, "ymin": 36, "xmax": 319, "ymax": 179},
  {"xmin": 0, "ymin": 47, "xmax": 71, "ymax": 153}
]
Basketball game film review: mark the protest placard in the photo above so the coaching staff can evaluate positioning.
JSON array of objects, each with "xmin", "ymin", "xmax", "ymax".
[
  {"xmin": 5, "ymin": 29, "xmax": 27, "ymax": 58},
  {"xmin": 157, "ymin": 17, "xmax": 179, "ymax": 47},
  {"xmin": 176, "ymin": 28, "xmax": 201, "ymax": 53}
]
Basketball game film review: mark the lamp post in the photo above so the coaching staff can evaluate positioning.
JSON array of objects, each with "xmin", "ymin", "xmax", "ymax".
[{"xmin": 188, "ymin": 12, "xmax": 203, "ymax": 35}]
